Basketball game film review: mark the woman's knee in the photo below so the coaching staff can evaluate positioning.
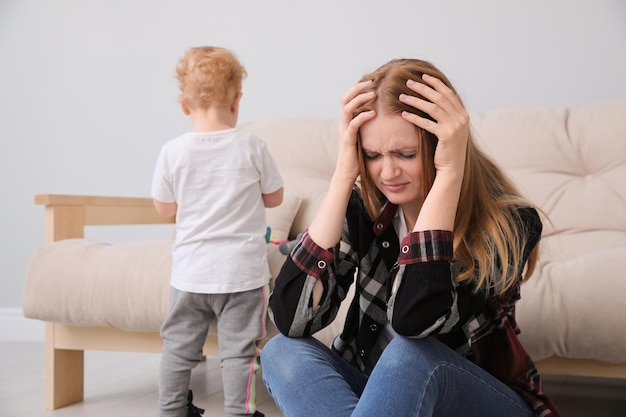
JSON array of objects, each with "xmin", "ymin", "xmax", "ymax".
[
  {"xmin": 260, "ymin": 334, "xmax": 302, "ymax": 376},
  {"xmin": 381, "ymin": 336, "xmax": 452, "ymax": 372},
  {"xmin": 260, "ymin": 334, "xmax": 282, "ymax": 366},
  {"xmin": 261, "ymin": 334, "xmax": 318, "ymax": 391},
  {"xmin": 261, "ymin": 334, "xmax": 330, "ymax": 379}
]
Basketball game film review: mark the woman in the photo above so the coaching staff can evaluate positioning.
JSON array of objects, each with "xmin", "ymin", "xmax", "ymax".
[{"xmin": 260, "ymin": 58, "xmax": 562, "ymax": 417}]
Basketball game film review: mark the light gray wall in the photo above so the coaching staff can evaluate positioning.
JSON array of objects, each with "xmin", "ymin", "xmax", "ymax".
[{"xmin": 1, "ymin": 0, "xmax": 625, "ymax": 312}]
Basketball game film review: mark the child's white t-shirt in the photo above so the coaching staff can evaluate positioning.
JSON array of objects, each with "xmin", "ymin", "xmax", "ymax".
[{"xmin": 151, "ymin": 128, "xmax": 283, "ymax": 294}]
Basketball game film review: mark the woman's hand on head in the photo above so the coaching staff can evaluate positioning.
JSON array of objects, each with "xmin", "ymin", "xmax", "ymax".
[
  {"xmin": 307, "ymin": 81, "xmax": 376, "ymax": 249},
  {"xmin": 399, "ymin": 74, "xmax": 469, "ymax": 177},
  {"xmin": 335, "ymin": 80, "xmax": 377, "ymax": 183}
]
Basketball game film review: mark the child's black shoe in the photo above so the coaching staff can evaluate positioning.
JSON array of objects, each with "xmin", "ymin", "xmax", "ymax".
[{"xmin": 186, "ymin": 390, "xmax": 205, "ymax": 417}]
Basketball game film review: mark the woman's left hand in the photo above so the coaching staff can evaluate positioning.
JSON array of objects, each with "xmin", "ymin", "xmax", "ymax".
[{"xmin": 399, "ymin": 74, "xmax": 469, "ymax": 178}]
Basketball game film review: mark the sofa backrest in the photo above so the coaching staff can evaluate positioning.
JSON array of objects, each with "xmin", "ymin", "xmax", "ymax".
[
  {"xmin": 242, "ymin": 117, "xmax": 339, "ymax": 239},
  {"xmin": 243, "ymin": 99, "xmax": 626, "ymax": 261},
  {"xmin": 471, "ymin": 100, "xmax": 626, "ymax": 261}
]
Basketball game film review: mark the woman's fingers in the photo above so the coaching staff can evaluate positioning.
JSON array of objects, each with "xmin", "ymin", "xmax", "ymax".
[
  {"xmin": 399, "ymin": 74, "xmax": 469, "ymax": 174},
  {"xmin": 418, "ymin": 74, "xmax": 464, "ymax": 114},
  {"xmin": 341, "ymin": 79, "xmax": 374, "ymax": 108},
  {"xmin": 401, "ymin": 77, "xmax": 462, "ymax": 120},
  {"xmin": 339, "ymin": 80, "xmax": 377, "ymax": 143},
  {"xmin": 340, "ymin": 81, "xmax": 375, "ymax": 126},
  {"xmin": 421, "ymin": 74, "xmax": 464, "ymax": 111},
  {"xmin": 334, "ymin": 81, "xmax": 377, "ymax": 182},
  {"xmin": 399, "ymin": 74, "xmax": 468, "ymax": 141}
]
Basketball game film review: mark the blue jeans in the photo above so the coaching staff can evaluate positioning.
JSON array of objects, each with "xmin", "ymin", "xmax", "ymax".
[{"xmin": 260, "ymin": 334, "xmax": 535, "ymax": 417}]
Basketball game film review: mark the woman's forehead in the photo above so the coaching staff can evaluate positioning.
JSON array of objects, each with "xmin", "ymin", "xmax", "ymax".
[{"xmin": 360, "ymin": 113, "xmax": 418, "ymax": 150}]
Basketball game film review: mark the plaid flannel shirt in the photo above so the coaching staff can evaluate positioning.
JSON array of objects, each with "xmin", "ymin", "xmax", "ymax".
[{"xmin": 269, "ymin": 188, "xmax": 561, "ymax": 416}]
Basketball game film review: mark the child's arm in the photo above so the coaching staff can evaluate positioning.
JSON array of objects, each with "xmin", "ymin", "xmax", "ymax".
[
  {"xmin": 262, "ymin": 186, "xmax": 284, "ymax": 208},
  {"xmin": 153, "ymin": 199, "xmax": 177, "ymax": 217}
]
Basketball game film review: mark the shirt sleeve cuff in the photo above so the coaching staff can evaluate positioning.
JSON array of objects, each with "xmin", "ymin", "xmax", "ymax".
[
  {"xmin": 291, "ymin": 230, "xmax": 338, "ymax": 279},
  {"xmin": 398, "ymin": 230, "xmax": 454, "ymax": 265}
]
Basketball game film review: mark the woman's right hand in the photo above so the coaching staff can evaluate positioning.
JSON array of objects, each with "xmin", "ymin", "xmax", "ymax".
[
  {"xmin": 307, "ymin": 81, "xmax": 377, "ymax": 250},
  {"xmin": 335, "ymin": 80, "xmax": 377, "ymax": 183}
]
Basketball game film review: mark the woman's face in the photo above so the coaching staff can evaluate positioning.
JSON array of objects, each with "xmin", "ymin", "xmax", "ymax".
[{"xmin": 359, "ymin": 112, "xmax": 424, "ymax": 213}]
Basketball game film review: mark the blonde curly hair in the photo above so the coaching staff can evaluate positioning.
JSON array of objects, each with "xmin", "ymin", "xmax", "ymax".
[{"xmin": 176, "ymin": 46, "xmax": 247, "ymax": 109}]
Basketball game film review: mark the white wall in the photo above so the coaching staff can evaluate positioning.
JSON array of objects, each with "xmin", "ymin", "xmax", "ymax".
[{"xmin": 1, "ymin": 0, "xmax": 625, "ymax": 336}]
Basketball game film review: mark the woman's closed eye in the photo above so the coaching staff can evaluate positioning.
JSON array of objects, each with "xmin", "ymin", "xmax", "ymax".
[
  {"xmin": 396, "ymin": 152, "xmax": 416, "ymax": 159},
  {"xmin": 363, "ymin": 151, "xmax": 416, "ymax": 160},
  {"xmin": 363, "ymin": 152, "xmax": 381, "ymax": 161}
]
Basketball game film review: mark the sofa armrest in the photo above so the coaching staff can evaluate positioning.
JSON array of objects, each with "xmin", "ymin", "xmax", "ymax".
[{"xmin": 35, "ymin": 194, "xmax": 175, "ymax": 242}]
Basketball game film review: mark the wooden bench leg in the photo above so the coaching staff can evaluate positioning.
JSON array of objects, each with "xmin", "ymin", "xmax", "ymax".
[{"xmin": 45, "ymin": 323, "xmax": 84, "ymax": 409}]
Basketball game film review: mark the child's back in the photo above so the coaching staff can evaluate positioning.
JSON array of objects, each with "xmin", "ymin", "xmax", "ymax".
[{"xmin": 152, "ymin": 45, "xmax": 282, "ymax": 417}]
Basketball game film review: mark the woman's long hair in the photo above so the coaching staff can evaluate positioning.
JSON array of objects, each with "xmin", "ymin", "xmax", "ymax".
[{"xmin": 354, "ymin": 58, "xmax": 539, "ymax": 295}]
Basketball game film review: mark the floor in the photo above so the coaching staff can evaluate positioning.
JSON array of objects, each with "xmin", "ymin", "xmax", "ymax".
[
  {"xmin": 1, "ymin": 341, "xmax": 625, "ymax": 416},
  {"xmin": 0, "ymin": 342, "xmax": 280, "ymax": 417}
]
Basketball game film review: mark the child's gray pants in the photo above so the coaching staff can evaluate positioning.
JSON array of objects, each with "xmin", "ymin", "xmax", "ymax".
[{"xmin": 159, "ymin": 285, "xmax": 268, "ymax": 417}]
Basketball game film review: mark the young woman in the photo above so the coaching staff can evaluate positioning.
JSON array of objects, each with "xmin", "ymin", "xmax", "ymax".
[{"xmin": 260, "ymin": 58, "xmax": 561, "ymax": 417}]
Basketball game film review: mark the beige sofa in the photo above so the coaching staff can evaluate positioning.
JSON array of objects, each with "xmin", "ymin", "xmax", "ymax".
[{"xmin": 24, "ymin": 99, "xmax": 626, "ymax": 409}]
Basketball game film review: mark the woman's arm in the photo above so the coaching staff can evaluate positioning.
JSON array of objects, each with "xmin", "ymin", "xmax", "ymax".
[
  {"xmin": 389, "ymin": 207, "xmax": 542, "ymax": 337},
  {"xmin": 269, "ymin": 228, "xmax": 358, "ymax": 337},
  {"xmin": 388, "ymin": 230, "xmax": 485, "ymax": 337},
  {"xmin": 388, "ymin": 74, "xmax": 479, "ymax": 336},
  {"xmin": 307, "ymin": 81, "xmax": 376, "ymax": 249},
  {"xmin": 298, "ymin": 81, "xmax": 377, "ymax": 308},
  {"xmin": 269, "ymin": 81, "xmax": 377, "ymax": 337},
  {"xmin": 400, "ymin": 74, "xmax": 469, "ymax": 233}
]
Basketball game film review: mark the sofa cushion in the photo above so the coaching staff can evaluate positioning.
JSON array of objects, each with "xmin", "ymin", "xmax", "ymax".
[
  {"xmin": 24, "ymin": 239, "xmax": 172, "ymax": 331},
  {"xmin": 23, "ymin": 238, "xmax": 286, "ymax": 337},
  {"xmin": 517, "ymin": 247, "xmax": 626, "ymax": 362}
]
